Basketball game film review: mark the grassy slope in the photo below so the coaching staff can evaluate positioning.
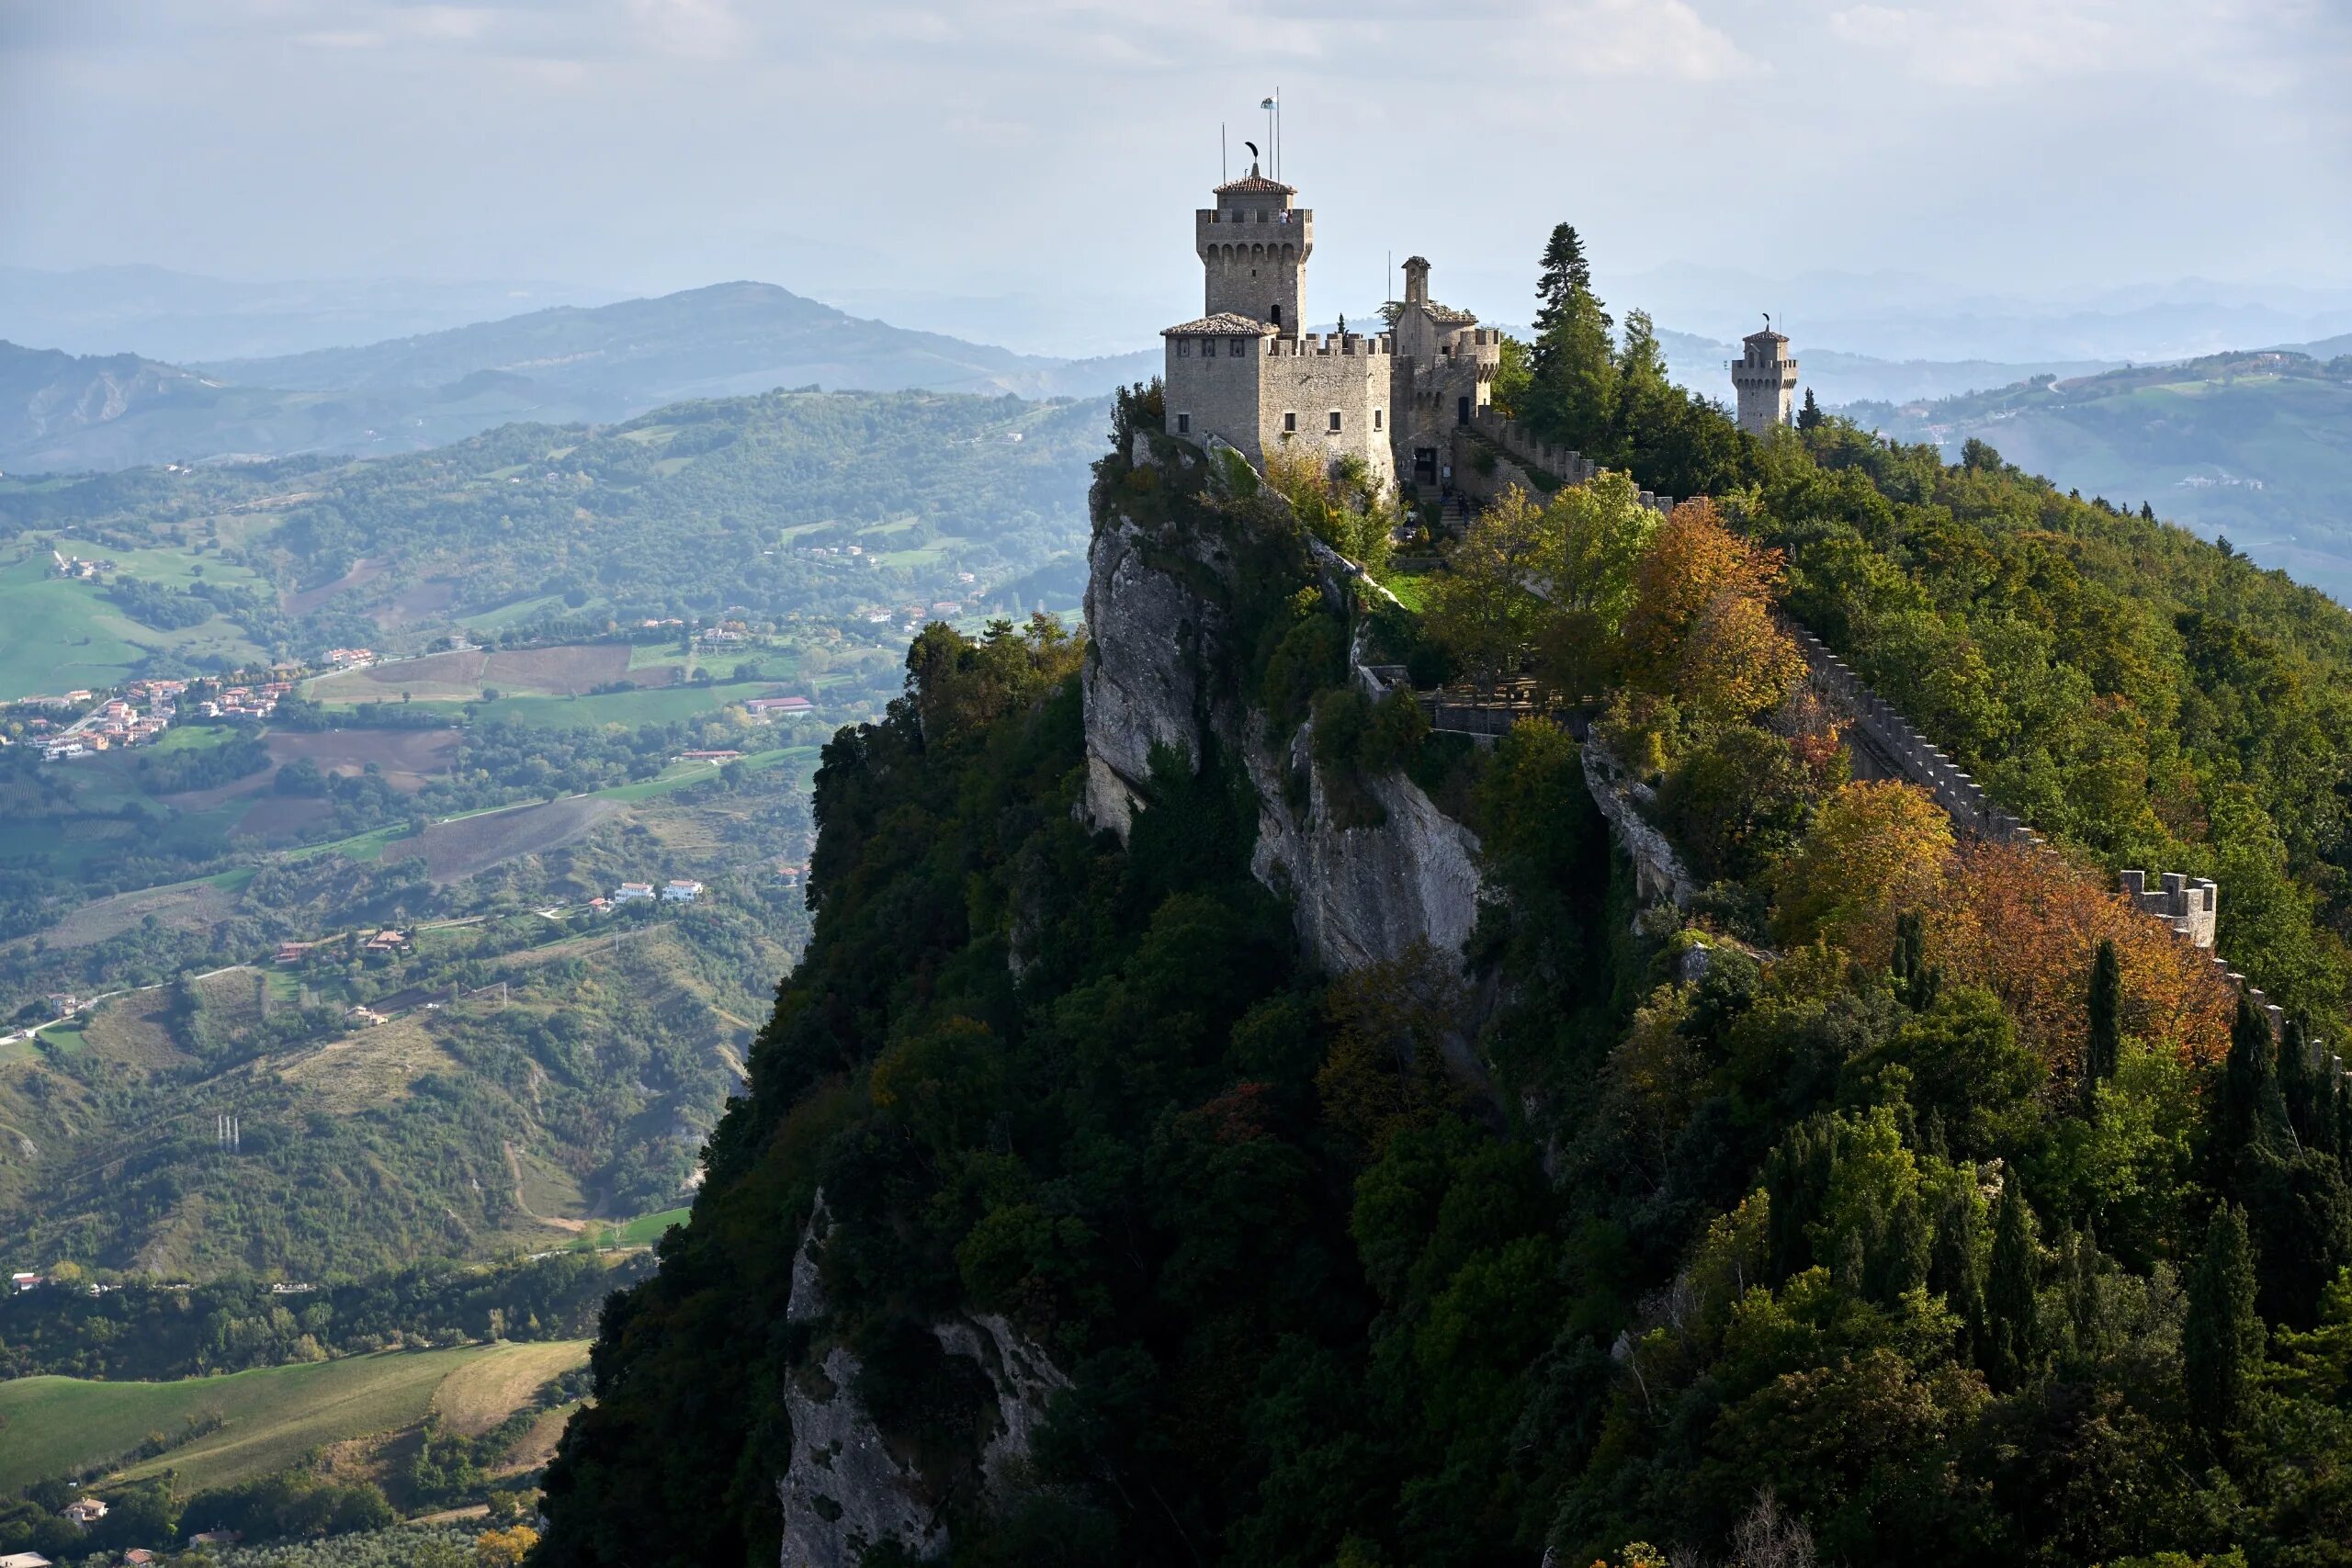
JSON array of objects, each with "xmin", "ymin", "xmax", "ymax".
[{"xmin": 0, "ymin": 1340, "xmax": 589, "ymax": 1494}]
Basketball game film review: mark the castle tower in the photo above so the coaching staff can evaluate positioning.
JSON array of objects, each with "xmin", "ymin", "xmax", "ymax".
[
  {"xmin": 1159, "ymin": 166, "xmax": 1391, "ymax": 496},
  {"xmin": 1196, "ymin": 164, "xmax": 1310, "ymax": 335},
  {"xmin": 1731, "ymin": 322, "xmax": 1798, "ymax": 434}
]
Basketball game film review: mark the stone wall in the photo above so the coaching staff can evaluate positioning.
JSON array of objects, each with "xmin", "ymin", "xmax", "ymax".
[
  {"xmin": 1258, "ymin": 333, "xmax": 1396, "ymax": 492},
  {"xmin": 1453, "ymin": 407, "xmax": 1677, "ymax": 513},
  {"xmin": 1162, "ymin": 333, "xmax": 1266, "ymax": 465},
  {"xmin": 1784, "ymin": 614, "xmax": 2339, "ymax": 1068}
]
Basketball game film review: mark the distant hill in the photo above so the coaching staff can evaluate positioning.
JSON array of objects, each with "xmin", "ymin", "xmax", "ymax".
[
  {"xmin": 0, "ymin": 282, "xmax": 1158, "ymax": 472},
  {"xmin": 198, "ymin": 280, "xmax": 1151, "ymax": 406},
  {"xmin": 0, "ymin": 338, "xmax": 594, "ymax": 472},
  {"xmin": 0, "ymin": 263, "xmax": 616, "ymax": 363},
  {"xmin": 1843, "ymin": 349, "xmax": 2352, "ymax": 596}
]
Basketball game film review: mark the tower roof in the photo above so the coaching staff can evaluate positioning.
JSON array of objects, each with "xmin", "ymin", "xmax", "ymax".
[
  {"xmin": 1743, "ymin": 327, "xmax": 1790, "ymax": 347},
  {"xmin": 1216, "ymin": 172, "xmax": 1295, "ymax": 197},
  {"xmin": 1162, "ymin": 312, "xmax": 1276, "ymax": 336}
]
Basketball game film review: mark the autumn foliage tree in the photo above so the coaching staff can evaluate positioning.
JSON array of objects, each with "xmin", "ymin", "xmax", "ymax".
[
  {"xmin": 1922, "ymin": 840, "xmax": 2236, "ymax": 1074},
  {"xmin": 1770, "ymin": 781, "xmax": 1954, "ymax": 963}
]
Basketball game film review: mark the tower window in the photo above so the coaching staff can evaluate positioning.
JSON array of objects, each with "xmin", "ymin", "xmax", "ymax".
[
  {"xmin": 1374, "ymin": 409, "xmax": 1384, "ymax": 431},
  {"xmin": 1229, "ymin": 338, "xmax": 1246, "ymax": 357},
  {"xmin": 1329, "ymin": 411, "xmax": 1342, "ymax": 433},
  {"xmin": 1283, "ymin": 412, "xmax": 1297, "ymax": 433},
  {"xmin": 1176, "ymin": 339, "xmax": 1191, "ymax": 357},
  {"xmin": 1177, "ymin": 412, "xmax": 1191, "ymax": 434}
]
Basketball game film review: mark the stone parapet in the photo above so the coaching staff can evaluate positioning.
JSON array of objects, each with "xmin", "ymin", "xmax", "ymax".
[
  {"xmin": 2119, "ymin": 869, "xmax": 2218, "ymax": 948},
  {"xmin": 1782, "ymin": 620, "xmax": 2026, "ymax": 845}
]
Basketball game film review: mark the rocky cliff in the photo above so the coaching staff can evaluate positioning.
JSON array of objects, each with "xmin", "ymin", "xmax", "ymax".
[
  {"xmin": 776, "ymin": 1195, "xmax": 1069, "ymax": 1568},
  {"xmin": 1081, "ymin": 432, "xmax": 1485, "ymax": 976}
]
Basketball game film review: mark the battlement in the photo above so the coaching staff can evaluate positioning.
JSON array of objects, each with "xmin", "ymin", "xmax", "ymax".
[
  {"xmin": 1266, "ymin": 332, "xmax": 1392, "ymax": 358},
  {"xmin": 2120, "ymin": 870, "xmax": 2219, "ymax": 949},
  {"xmin": 1467, "ymin": 407, "xmax": 1600, "ymax": 488}
]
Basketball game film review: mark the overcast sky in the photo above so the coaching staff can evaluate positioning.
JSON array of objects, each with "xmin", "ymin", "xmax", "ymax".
[{"xmin": 4, "ymin": 0, "xmax": 2348, "ymax": 354}]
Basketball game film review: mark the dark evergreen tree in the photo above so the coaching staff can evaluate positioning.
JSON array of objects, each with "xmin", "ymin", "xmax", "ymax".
[
  {"xmin": 2184, "ymin": 1202, "xmax": 2263, "ymax": 1435},
  {"xmin": 1891, "ymin": 909, "xmax": 1941, "ymax": 1011},
  {"xmin": 2084, "ymin": 938, "xmax": 2121, "ymax": 1113},
  {"xmin": 2218, "ymin": 996, "xmax": 2282, "ymax": 1160},
  {"xmin": 2278, "ymin": 1018, "xmax": 2319, "ymax": 1149},
  {"xmin": 1930, "ymin": 1188, "xmax": 1989, "ymax": 1364},
  {"xmin": 1525, "ymin": 222, "xmax": 1619, "ymax": 451},
  {"xmin": 1985, "ymin": 1175, "xmax": 2041, "ymax": 1388},
  {"xmin": 1531, "ymin": 223, "xmax": 1596, "ymax": 336},
  {"xmin": 1796, "ymin": 388, "xmax": 1824, "ymax": 431}
]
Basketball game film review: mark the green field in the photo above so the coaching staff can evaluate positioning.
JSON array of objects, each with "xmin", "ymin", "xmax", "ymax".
[
  {"xmin": 0, "ymin": 1340, "xmax": 590, "ymax": 1494},
  {"xmin": 617, "ymin": 1207, "xmax": 691, "ymax": 1244},
  {"xmin": 465, "ymin": 682, "xmax": 792, "ymax": 729},
  {"xmin": 45, "ymin": 536, "xmax": 266, "ymax": 593},
  {"xmin": 458, "ymin": 592, "xmax": 572, "ymax": 632},
  {"xmin": 0, "ymin": 550, "xmax": 151, "ymax": 698}
]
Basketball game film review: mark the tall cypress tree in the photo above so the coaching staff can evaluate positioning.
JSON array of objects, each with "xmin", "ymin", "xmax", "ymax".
[
  {"xmin": 2278, "ymin": 1018, "xmax": 2317, "ymax": 1150},
  {"xmin": 1984, "ymin": 1175, "xmax": 2041, "ymax": 1389},
  {"xmin": 2184, "ymin": 1202, "xmax": 2264, "ymax": 1435},
  {"xmin": 2218, "ymin": 996, "xmax": 2281, "ymax": 1160},
  {"xmin": 1892, "ymin": 910, "xmax": 1940, "ymax": 1012},
  {"xmin": 1796, "ymin": 388, "xmax": 1824, "ymax": 431},
  {"xmin": 2083, "ymin": 938, "xmax": 2121, "ymax": 1114},
  {"xmin": 1931, "ymin": 1189, "xmax": 1988, "ymax": 1363}
]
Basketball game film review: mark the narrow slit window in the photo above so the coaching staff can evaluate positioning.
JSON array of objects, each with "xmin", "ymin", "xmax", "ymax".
[
  {"xmin": 1329, "ymin": 411, "xmax": 1342, "ymax": 433},
  {"xmin": 1177, "ymin": 412, "xmax": 1191, "ymax": 434}
]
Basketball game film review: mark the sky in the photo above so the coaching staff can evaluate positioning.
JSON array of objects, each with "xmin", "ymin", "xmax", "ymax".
[{"xmin": 4, "ymin": 0, "xmax": 2349, "ymax": 355}]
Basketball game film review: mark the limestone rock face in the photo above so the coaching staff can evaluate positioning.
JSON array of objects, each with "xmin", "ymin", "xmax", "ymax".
[
  {"xmin": 1080, "ymin": 440, "xmax": 1486, "ymax": 976},
  {"xmin": 777, "ymin": 1344, "xmax": 944, "ymax": 1568},
  {"xmin": 1248, "ymin": 714, "xmax": 1485, "ymax": 975},
  {"xmin": 1080, "ymin": 506, "xmax": 1225, "ymax": 837},
  {"xmin": 775, "ymin": 1194, "xmax": 1069, "ymax": 1568}
]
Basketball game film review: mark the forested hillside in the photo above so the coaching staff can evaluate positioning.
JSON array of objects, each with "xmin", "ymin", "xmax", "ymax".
[
  {"xmin": 0, "ymin": 385, "xmax": 1102, "ymax": 688},
  {"xmin": 535, "ymin": 226, "xmax": 2352, "ymax": 1567},
  {"xmin": 1842, "ymin": 348, "xmax": 2352, "ymax": 597}
]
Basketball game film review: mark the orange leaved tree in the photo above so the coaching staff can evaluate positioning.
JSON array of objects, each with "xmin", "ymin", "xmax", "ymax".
[{"xmin": 1927, "ymin": 838, "xmax": 2236, "ymax": 1075}]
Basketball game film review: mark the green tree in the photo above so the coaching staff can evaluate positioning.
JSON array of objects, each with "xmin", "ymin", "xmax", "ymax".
[
  {"xmin": 2084, "ymin": 938, "xmax": 2122, "ymax": 1113},
  {"xmin": 2217, "ymin": 997, "xmax": 2281, "ymax": 1161},
  {"xmin": 2184, "ymin": 1203, "xmax": 2264, "ymax": 1435},
  {"xmin": 1525, "ymin": 222, "xmax": 1619, "ymax": 451},
  {"xmin": 1985, "ymin": 1174, "xmax": 2041, "ymax": 1388},
  {"xmin": 1797, "ymin": 388, "xmax": 1824, "ymax": 431},
  {"xmin": 1423, "ymin": 487, "xmax": 1548, "ymax": 686}
]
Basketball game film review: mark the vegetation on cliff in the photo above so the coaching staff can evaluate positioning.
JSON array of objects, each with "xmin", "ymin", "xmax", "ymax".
[{"xmin": 539, "ymin": 230, "xmax": 2352, "ymax": 1566}]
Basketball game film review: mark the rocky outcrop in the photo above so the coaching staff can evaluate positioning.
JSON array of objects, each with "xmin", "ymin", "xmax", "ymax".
[
  {"xmin": 1579, "ymin": 739, "xmax": 1695, "ymax": 918},
  {"xmin": 1080, "ymin": 499, "xmax": 1229, "ymax": 838},
  {"xmin": 775, "ymin": 1194, "xmax": 1069, "ymax": 1568},
  {"xmin": 1081, "ymin": 433, "xmax": 1487, "ymax": 976},
  {"xmin": 1249, "ymin": 716, "xmax": 1485, "ymax": 974}
]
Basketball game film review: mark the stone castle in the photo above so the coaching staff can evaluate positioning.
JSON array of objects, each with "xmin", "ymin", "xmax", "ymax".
[
  {"xmin": 1159, "ymin": 165, "xmax": 1501, "ymax": 494},
  {"xmin": 1161, "ymin": 164, "xmax": 1801, "ymax": 488}
]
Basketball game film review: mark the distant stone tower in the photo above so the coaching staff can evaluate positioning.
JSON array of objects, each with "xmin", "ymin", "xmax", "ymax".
[{"xmin": 1731, "ymin": 321, "xmax": 1798, "ymax": 434}]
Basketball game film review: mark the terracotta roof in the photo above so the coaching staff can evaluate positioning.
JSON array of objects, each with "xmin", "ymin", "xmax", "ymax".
[
  {"xmin": 1162, "ymin": 312, "xmax": 1275, "ymax": 336},
  {"xmin": 1744, "ymin": 328, "xmax": 1790, "ymax": 345},
  {"xmin": 1426, "ymin": 304, "xmax": 1478, "ymax": 324},
  {"xmin": 1216, "ymin": 173, "xmax": 1295, "ymax": 197}
]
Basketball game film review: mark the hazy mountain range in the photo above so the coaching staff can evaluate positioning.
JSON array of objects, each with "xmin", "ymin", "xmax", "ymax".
[{"xmin": 0, "ymin": 282, "xmax": 1158, "ymax": 472}]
